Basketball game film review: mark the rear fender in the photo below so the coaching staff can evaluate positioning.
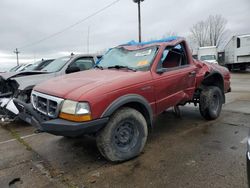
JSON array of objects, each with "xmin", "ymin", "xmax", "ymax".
[{"xmin": 201, "ymin": 71, "xmax": 225, "ymax": 103}]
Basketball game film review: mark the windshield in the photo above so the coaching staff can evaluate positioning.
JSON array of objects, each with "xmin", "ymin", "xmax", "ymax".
[
  {"xmin": 201, "ymin": 55, "xmax": 216, "ymax": 61},
  {"xmin": 98, "ymin": 46, "xmax": 158, "ymax": 71},
  {"xmin": 20, "ymin": 64, "xmax": 33, "ymax": 71},
  {"xmin": 24, "ymin": 60, "xmax": 52, "ymax": 71},
  {"xmin": 16, "ymin": 64, "xmax": 27, "ymax": 72},
  {"xmin": 24, "ymin": 60, "xmax": 43, "ymax": 71},
  {"xmin": 41, "ymin": 57, "xmax": 70, "ymax": 72},
  {"xmin": 9, "ymin": 65, "xmax": 20, "ymax": 72}
]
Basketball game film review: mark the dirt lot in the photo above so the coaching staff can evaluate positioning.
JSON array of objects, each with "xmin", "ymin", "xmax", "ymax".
[{"xmin": 0, "ymin": 71, "xmax": 250, "ymax": 188}]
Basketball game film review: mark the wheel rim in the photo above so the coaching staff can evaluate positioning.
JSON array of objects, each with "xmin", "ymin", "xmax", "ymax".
[
  {"xmin": 113, "ymin": 119, "xmax": 139, "ymax": 152},
  {"xmin": 211, "ymin": 93, "xmax": 220, "ymax": 113}
]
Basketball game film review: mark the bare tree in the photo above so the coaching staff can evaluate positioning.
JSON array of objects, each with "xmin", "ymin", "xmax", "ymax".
[
  {"xmin": 190, "ymin": 21, "xmax": 209, "ymax": 47},
  {"xmin": 207, "ymin": 15, "xmax": 227, "ymax": 46},
  {"xmin": 186, "ymin": 34, "xmax": 199, "ymax": 54},
  {"xmin": 190, "ymin": 14, "xmax": 227, "ymax": 47}
]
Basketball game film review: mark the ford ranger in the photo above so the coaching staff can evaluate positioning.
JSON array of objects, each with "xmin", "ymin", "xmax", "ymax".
[{"xmin": 14, "ymin": 37, "xmax": 231, "ymax": 162}]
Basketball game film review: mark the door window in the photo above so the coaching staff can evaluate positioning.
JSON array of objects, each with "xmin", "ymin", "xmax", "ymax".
[
  {"xmin": 70, "ymin": 57, "xmax": 94, "ymax": 71},
  {"xmin": 158, "ymin": 43, "xmax": 188, "ymax": 70}
]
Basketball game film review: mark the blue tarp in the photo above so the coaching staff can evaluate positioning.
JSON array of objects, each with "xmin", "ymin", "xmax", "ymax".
[{"xmin": 124, "ymin": 36, "xmax": 180, "ymax": 46}]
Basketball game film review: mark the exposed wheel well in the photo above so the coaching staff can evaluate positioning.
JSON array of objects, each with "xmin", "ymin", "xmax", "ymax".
[
  {"xmin": 120, "ymin": 102, "xmax": 152, "ymax": 130},
  {"xmin": 200, "ymin": 72, "xmax": 225, "ymax": 103}
]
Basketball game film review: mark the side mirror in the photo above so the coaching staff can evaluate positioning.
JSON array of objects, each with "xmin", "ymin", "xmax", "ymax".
[
  {"xmin": 66, "ymin": 66, "xmax": 80, "ymax": 74},
  {"xmin": 156, "ymin": 68, "xmax": 166, "ymax": 74}
]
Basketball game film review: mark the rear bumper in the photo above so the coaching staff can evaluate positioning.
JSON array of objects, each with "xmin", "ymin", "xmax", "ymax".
[{"xmin": 14, "ymin": 99, "xmax": 109, "ymax": 137}]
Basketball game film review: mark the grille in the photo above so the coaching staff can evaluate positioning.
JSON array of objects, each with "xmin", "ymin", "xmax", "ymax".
[{"xmin": 31, "ymin": 91, "xmax": 64, "ymax": 118}]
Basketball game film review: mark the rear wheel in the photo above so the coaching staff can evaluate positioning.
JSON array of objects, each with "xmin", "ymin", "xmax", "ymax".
[
  {"xmin": 199, "ymin": 86, "xmax": 223, "ymax": 120},
  {"xmin": 96, "ymin": 107, "xmax": 148, "ymax": 162}
]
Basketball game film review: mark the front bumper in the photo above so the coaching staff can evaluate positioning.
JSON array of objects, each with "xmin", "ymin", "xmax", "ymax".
[{"xmin": 13, "ymin": 99, "xmax": 109, "ymax": 137}]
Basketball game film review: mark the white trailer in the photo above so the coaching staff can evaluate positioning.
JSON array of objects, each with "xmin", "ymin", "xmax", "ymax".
[
  {"xmin": 224, "ymin": 34, "xmax": 250, "ymax": 71},
  {"xmin": 198, "ymin": 46, "xmax": 218, "ymax": 64}
]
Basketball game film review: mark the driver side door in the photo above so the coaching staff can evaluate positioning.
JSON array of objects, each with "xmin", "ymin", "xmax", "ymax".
[{"xmin": 152, "ymin": 43, "xmax": 197, "ymax": 114}]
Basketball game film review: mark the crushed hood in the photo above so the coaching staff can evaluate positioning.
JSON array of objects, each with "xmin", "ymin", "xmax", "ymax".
[
  {"xmin": 11, "ymin": 73, "xmax": 56, "ymax": 90},
  {"xmin": 0, "ymin": 71, "xmax": 48, "ymax": 80}
]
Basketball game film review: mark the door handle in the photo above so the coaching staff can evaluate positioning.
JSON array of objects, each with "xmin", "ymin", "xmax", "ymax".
[{"xmin": 189, "ymin": 71, "xmax": 196, "ymax": 76}]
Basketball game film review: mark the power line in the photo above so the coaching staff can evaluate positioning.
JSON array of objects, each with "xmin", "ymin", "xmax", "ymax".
[{"xmin": 18, "ymin": 0, "xmax": 121, "ymax": 50}]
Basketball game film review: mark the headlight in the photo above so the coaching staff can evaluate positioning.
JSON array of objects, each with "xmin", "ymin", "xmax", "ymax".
[
  {"xmin": 75, "ymin": 102, "xmax": 91, "ymax": 115},
  {"xmin": 59, "ymin": 100, "xmax": 91, "ymax": 122},
  {"xmin": 60, "ymin": 100, "xmax": 77, "ymax": 114}
]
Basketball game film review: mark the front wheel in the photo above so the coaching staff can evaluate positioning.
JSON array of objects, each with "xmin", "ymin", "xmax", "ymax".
[
  {"xmin": 199, "ymin": 86, "xmax": 223, "ymax": 120},
  {"xmin": 96, "ymin": 107, "xmax": 148, "ymax": 162}
]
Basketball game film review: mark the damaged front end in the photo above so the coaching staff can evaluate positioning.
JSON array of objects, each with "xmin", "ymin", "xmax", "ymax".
[
  {"xmin": 0, "ymin": 71, "xmax": 51, "ymax": 122},
  {"xmin": 0, "ymin": 77, "xmax": 20, "ymax": 121},
  {"xmin": 0, "ymin": 77, "xmax": 18, "ymax": 98}
]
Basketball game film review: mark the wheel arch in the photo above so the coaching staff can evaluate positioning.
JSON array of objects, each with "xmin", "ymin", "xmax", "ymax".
[
  {"xmin": 101, "ymin": 94, "xmax": 153, "ymax": 129},
  {"xmin": 200, "ymin": 71, "xmax": 225, "ymax": 103}
]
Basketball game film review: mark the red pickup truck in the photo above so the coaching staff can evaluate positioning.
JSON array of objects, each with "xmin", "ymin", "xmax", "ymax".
[{"xmin": 14, "ymin": 37, "xmax": 231, "ymax": 162}]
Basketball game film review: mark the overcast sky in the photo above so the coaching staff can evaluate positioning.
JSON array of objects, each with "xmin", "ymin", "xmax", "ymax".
[{"xmin": 0, "ymin": 0, "xmax": 249, "ymax": 71}]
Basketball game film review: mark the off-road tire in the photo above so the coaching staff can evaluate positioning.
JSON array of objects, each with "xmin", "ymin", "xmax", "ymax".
[
  {"xmin": 199, "ymin": 86, "xmax": 223, "ymax": 120},
  {"xmin": 96, "ymin": 107, "xmax": 148, "ymax": 162}
]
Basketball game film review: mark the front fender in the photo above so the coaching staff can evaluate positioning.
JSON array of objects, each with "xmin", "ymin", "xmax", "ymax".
[{"xmin": 101, "ymin": 94, "xmax": 153, "ymax": 126}]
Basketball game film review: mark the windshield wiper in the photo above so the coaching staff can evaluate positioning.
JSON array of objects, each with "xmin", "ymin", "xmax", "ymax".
[
  {"xmin": 107, "ymin": 65, "xmax": 137, "ymax": 72},
  {"xmin": 94, "ymin": 65, "xmax": 104, "ymax": 70}
]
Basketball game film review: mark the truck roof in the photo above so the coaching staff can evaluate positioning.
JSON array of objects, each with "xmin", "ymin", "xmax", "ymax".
[
  {"xmin": 198, "ymin": 46, "xmax": 217, "ymax": 49},
  {"xmin": 65, "ymin": 54, "xmax": 100, "ymax": 58},
  {"xmin": 236, "ymin": 34, "xmax": 250, "ymax": 38},
  {"xmin": 224, "ymin": 33, "xmax": 250, "ymax": 48},
  {"xmin": 123, "ymin": 36, "xmax": 180, "ymax": 46},
  {"xmin": 117, "ymin": 36, "xmax": 185, "ymax": 51}
]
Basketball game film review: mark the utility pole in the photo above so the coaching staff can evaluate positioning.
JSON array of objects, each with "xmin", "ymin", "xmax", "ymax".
[
  {"xmin": 133, "ymin": 0, "xmax": 144, "ymax": 42},
  {"xmin": 13, "ymin": 48, "xmax": 20, "ymax": 66}
]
